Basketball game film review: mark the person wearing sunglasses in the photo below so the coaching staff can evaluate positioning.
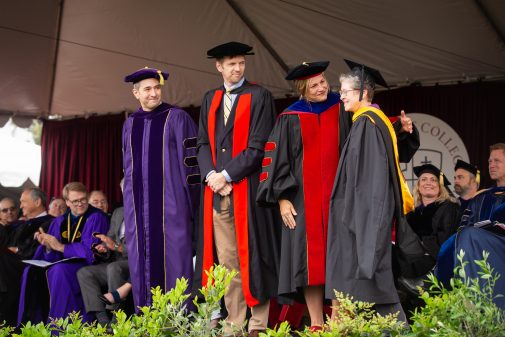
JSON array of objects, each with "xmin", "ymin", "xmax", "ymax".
[{"xmin": 0, "ymin": 197, "xmax": 19, "ymax": 227}]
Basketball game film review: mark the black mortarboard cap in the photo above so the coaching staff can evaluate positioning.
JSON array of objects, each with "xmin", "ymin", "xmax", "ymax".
[
  {"xmin": 413, "ymin": 164, "xmax": 451, "ymax": 187},
  {"xmin": 124, "ymin": 67, "xmax": 169, "ymax": 85},
  {"xmin": 455, "ymin": 159, "xmax": 480, "ymax": 185},
  {"xmin": 207, "ymin": 41, "xmax": 254, "ymax": 59},
  {"xmin": 344, "ymin": 59, "xmax": 388, "ymax": 101},
  {"xmin": 285, "ymin": 61, "xmax": 330, "ymax": 80},
  {"xmin": 454, "ymin": 160, "xmax": 478, "ymax": 176}
]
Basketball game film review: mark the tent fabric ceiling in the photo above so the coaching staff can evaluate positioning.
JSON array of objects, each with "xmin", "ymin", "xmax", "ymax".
[{"xmin": 1, "ymin": 0, "xmax": 504, "ymax": 118}]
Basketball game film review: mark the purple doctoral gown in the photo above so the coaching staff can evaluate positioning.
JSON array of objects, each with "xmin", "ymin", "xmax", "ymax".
[
  {"xmin": 122, "ymin": 102, "xmax": 200, "ymax": 309},
  {"xmin": 17, "ymin": 206, "xmax": 108, "ymax": 325}
]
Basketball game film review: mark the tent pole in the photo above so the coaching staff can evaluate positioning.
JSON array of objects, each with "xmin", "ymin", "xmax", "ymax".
[
  {"xmin": 46, "ymin": 0, "xmax": 65, "ymax": 118},
  {"xmin": 226, "ymin": 0, "xmax": 289, "ymax": 73},
  {"xmin": 473, "ymin": 0, "xmax": 505, "ymax": 49}
]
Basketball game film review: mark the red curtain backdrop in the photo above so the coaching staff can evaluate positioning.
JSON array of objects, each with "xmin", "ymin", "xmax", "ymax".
[
  {"xmin": 375, "ymin": 82, "xmax": 505, "ymax": 188},
  {"xmin": 39, "ymin": 114, "xmax": 125, "ymax": 208},
  {"xmin": 39, "ymin": 82, "xmax": 504, "ymax": 206}
]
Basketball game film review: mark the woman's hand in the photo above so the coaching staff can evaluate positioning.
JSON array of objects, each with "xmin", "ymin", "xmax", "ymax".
[{"xmin": 279, "ymin": 199, "xmax": 297, "ymax": 229}]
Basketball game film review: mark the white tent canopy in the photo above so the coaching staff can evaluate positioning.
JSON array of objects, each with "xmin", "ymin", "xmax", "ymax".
[{"xmin": 1, "ymin": 0, "xmax": 504, "ymax": 119}]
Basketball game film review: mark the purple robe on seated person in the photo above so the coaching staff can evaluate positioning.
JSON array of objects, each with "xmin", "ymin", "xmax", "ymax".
[
  {"xmin": 17, "ymin": 205, "xmax": 109, "ymax": 325},
  {"xmin": 122, "ymin": 103, "xmax": 200, "ymax": 310}
]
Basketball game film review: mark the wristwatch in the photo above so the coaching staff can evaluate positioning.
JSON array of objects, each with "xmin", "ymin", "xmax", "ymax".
[{"xmin": 113, "ymin": 242, "xmax": 120, "ymax": 251}]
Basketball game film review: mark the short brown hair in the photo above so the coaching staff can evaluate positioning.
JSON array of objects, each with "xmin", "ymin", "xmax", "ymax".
[
  {"xmin": 490, "ymin": 143, "xmax": 505, "ymax": 155},
  {"xmin": 62, "ymin": 182, "xmax": 87, "ymax": 200}
]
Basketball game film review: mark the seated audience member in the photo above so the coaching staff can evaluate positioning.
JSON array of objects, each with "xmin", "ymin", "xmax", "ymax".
[
  {"xmin": 399, "ymin": 165, "xmax": 459, "ymax": 292},
  {"xmin": 0, "ymin": 189, "xmax": 54, "ymax": 326},
  {"xmin": 17, "ymin": 182, "xmax": 109, "ymax": 325},
  {"xmin": 88, "ymin": 190, "xmax": 109, "ymax": 215},
  {"xmin": 437, "ymin": 143, "xmax": 505, "ymax": 309},
  {"xmin": 48, "ymin": 197, "xmax": 67, "ymax": 217},
  {"xmin": 77, "ymin": 204, "xmax": 129, "ymax": 327},
  {"xmin": 12, "ymin": 188, "xmax": 54, "ymax": 258},
  {"xmin": 0, "ymin": 197, "xmax": 20, "ymax": 227},
  {"xmin": 454, "ymin": 159, "xmax": 480, "ymax": 213}
]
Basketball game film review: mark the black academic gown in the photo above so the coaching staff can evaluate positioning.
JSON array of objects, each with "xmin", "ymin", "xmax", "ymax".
[
  {"xmin": 193, "ymin": 80, "xmax": 280, "ymax": 307},
  {"xmin": 256, "ymin": 93, "xmax": 341, "ymax": 299},
  {"xmin": 0, "ymin": 215, "xmax": 53, "ymax": 326},
  {"xmin": 257, "ymin": 94, "xmax": 419, "ymax": 300},
  {"xmin": 406, "ymin": 201, "xmax": 459, "ymax": 275},
  {"xmin": 326, "ymin": 107, "xmax": 416, "ymax": 304}
]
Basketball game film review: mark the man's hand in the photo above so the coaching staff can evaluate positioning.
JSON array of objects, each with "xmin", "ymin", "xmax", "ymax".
[
  {"xmin": 207, "ymin": 172, "xmax": 228, "ymax": 192},
  {"xmin": 399, "ymin": 110, "xmax": 413, "ymax": 134},
  {"xmin": 279, "ymin": 199, "xmax": 297, "ymax": 229},
  {"xmin": 94, "ymin": 244, "xmax": 108, "ymax": 254},
  {"xmin": 37, "ymin": 228, "xmax": 64, "ymax": 252},
  {"xmin": 7, "ymin": 246, "xmax": 18, "ymax": 254},
  {"xmin": 218, "ymin": 183, "xmax": 233, "ymax": 196},
  {"xmin": 95, "ymin": 234, "xmax": 116, "ymax": 251}
]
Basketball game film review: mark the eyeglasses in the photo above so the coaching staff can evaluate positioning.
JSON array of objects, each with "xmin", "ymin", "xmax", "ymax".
[
  {"xmin": 68, "ymin": 198, "xmax": 88, "ymax": 206},
  {"xmin": 1, "ymin": 207, "xmax": 17, "ymax": 213},
  {"xmin": 339, "ymin": 89, "xmax": 359, "ymax": 96}
]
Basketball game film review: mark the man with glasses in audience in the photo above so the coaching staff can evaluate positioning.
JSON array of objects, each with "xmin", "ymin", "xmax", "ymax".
[
  {"xmin": 0, "ymin": 197, "xmax": 22, "ymax": 326},
  {"xmin": 88, "ymin": 190, "xmax": 109, "ymax": 216},
  {"xmin": 17, "ymin": 182, "xmax": 109, "ymax": 325},
  {"xmin": 0, "ymin": 197, "xmax": 19, "ymax": 226}
]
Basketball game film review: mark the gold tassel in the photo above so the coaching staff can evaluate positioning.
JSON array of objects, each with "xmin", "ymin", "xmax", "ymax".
[
  {"xmin": 157, "ymin": 70, "xmax": 164, "ymax": 85},
  {"xmin": 476, "ymin": 170, "xmax": 481, "ymax": 185},
  {"xmin": 440, "ymin": 172, "xmax": 444, "ymax": 187}
]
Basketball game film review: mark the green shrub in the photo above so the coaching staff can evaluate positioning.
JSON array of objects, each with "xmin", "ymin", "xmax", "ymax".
[
  {"xmin": 5, "ymin": 264, "xmax": 236, "ymax": 337},
  {"xmin": 406, "ymin": 250, "xmax": 505, "ymax": 337},
  {"xmin": 261, "ymin": 291, "xmax": 404, "ymax": 337},
  {"xmin": 3, "ymin": 253, "xmax": 504, "ymax": 337}
]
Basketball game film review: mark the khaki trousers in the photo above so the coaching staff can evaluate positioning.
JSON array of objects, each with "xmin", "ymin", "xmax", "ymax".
[{"xmin": 213, "ymin": 196, "xmax": 269, "ymax": 333}]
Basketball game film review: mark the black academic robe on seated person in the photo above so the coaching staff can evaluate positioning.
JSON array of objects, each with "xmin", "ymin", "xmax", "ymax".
[
  {"xmin": 406, "ymin": 201, "xmax": 459, "ymax": 276},
  {"xmin": 193, "ymin": 80, "xmax": 280, "ymax": 307},
  {"xmin": 0, "ymin": 215, "xmax": 53, "ymax": 326}
]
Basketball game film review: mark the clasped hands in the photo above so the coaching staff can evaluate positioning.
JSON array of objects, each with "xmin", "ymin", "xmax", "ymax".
[
  {"xmin": 206, "ymin": 171, "xmax": 233, "ymax": 196},
  {"xmin": 35, "ymin": 227, "xmax": 65, "ymax": 252}
]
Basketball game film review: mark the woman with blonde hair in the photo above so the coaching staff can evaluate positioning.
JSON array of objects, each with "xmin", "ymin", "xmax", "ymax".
[{"xmin": 400, "ymin": 164, "xmax": 459, "ymax": 292}]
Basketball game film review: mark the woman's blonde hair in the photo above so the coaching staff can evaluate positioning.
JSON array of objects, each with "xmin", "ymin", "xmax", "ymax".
[
  {"xmin": 293, "ymin": 72, "xmax": 327, "ymax": 98},
  {"xmin": 413, "ymin": 175, "xmax": 457, "ymax": 207}
]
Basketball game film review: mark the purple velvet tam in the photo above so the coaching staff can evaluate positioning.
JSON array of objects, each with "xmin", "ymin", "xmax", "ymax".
[{"xmin": 124, "ymin": 67, "xmax": 169, "ymax": 84}]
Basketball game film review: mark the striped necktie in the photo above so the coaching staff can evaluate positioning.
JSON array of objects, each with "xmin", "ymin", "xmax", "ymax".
[{"xmin": 224, "ymin": 89, "xmax": 232, "ymax": 125}]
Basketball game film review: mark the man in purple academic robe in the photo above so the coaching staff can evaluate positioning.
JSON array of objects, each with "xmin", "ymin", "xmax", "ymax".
[
  {"xmin": 17, "ymin": 182, "xmax": 109, "ymax": 325},
  {"xmin": 122, "ymin": 67, "xmax": 200, "ymax": 309}
]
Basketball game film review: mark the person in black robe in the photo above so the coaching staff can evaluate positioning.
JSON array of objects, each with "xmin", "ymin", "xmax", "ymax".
[
  {"xmin": 326, "ymin": 61, "xmax": 419, "ymax": 323},
  {"xmin": 0, "ymin": 189, "xmax": 53, "ymax": 327},
  {"xmin": 399, "ymin": 165, "xmax": 459, "ymax": 307},
  {"xmin": 256, "ymin": 61, "xmax": 341, "ymax": 331},
  {"xmin": 193, "ymin": 42, "xmax": 280, "ymax": 336},
  {"xmin": 257, "ymin": 61, "xmax": 419, "ymax": 330}
]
